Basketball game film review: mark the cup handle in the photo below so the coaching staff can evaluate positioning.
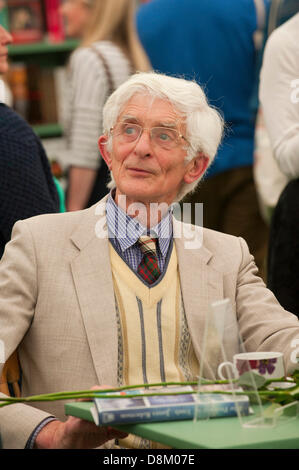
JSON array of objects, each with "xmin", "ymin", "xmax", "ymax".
[{"xmin": 217, "ymin": 361, "xmax": 237, "ymax": 380}]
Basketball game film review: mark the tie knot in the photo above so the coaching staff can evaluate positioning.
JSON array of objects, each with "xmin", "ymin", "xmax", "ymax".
[{"xmin": 138, "ymin": 236, "xmax": 158, "ymax": 256}]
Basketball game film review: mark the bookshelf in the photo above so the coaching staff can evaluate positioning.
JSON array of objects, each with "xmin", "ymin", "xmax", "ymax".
[
  {"xmin": 1, "ymin": 1, "xmax": 78, "ymax": 139},
  {"xmin": 6, "ymin": 39, "xmax": 78, "ymax": 138}
]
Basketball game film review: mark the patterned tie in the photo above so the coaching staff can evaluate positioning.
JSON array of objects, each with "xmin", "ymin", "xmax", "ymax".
[{"xmin": 137, "ymin": 236, "xmax": 161, "ymax": 285}]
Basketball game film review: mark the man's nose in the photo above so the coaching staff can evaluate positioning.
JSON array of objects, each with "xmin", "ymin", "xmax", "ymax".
[{"xmin": 134, "ymin": 128, "xmax": 152, "ymax": 155}]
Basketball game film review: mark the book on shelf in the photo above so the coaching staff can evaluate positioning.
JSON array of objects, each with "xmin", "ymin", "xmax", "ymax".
[
  {"xmin": 7, "ymin": 0, "xmax": 45, "ymax": 44},
  {"xmin": 7, "ymin": 62, "xmax": 29, "ymax": 119},
  {"xmin": 44, "ymin": 0, "xmax": 65, "ymax": 42},
  {"xmin": 26, "ymin": 63, "xmax": 42, "ymax": 122},
  {"xmin": 7, "ymin": 63, "xmax": 61, "ymax": 125},
  {"xmin": 27, "ymin": 64, "xmax": 61, "ymax": 124},
  {"xmin": 38, "ymin": 67, "xmax": 59, "ymax": 123},
  {"xmin": 65, "ymin": 386, "xmax": 250, "ymax": 426}
]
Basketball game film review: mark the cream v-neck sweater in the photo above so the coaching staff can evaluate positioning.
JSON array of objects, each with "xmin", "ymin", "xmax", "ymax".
[
  {"xmin": 109, "ymin": 242, "xmax": 199, "ymax": 449},
  {"xmin": 109, "ymin": 243, "xmax": 199, "ymax": 388}
]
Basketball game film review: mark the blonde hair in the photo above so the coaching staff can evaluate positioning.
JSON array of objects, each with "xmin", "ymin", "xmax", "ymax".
[{"xmin": 80, "ymin": 0, "xmax": 151, "ymax": 72}]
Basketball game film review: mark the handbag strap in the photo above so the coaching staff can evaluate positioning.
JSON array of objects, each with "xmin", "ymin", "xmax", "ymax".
[
  {"xmin": 253, "ymin": 0, "xmax": 268, "ymax": 31},
  {"xmin": 90, "ymin": 45, "xmax": 115, "ymax": 95}
]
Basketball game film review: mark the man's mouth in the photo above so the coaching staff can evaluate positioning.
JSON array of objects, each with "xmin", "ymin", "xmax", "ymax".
[{"xmin": 127, "ymin": 167, "xmax": 154, "ymax": 174}]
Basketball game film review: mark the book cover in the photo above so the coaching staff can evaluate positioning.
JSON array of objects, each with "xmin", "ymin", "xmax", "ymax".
[
  {"xmin": 7, "ymin": 0, "xmax": 44, "ymax": 44},
  {"xmin": 44, "ymin": 0, "xmax": 64, "ymax": 42},
  {"xmin": 89, "ymin": 386, "xmax": 250, "ymax": 426}
]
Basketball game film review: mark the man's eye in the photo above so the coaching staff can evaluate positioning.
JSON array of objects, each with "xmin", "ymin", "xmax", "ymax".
[
  {"xmin": 124, "ymin": 126, "xmax": 137, "ymax": 135},
  {"xmin": 158, "ymin": 132, "xmax": 171, "ymax": 141}
]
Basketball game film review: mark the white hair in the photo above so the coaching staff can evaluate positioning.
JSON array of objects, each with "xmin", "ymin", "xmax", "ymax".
[{"xmin": 102, "ymin": 72, "xmax": 224, "ymax": 201}]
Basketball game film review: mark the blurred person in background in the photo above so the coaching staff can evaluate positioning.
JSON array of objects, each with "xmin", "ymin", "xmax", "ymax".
[
  {"xmin": 61, "ymin": 0, "xmax": 151, "ymax": 211},
  {"xmin": 0, "ymin": 21, "xmax": 60, "ymax": 260},
  {"xmin": 0, "ymin": 18, "xmax": 61, "ymax": 396},
  {"xmin": 259, "ymin": 9, "xmax": 299, "ymax": 317},
  {"xmin": 252, "ymin": 0, "xmax": 299, "ymax": 225},
  {"xmin": 136, "ymin": 0, "xmax": 270, "ymax": 281}
]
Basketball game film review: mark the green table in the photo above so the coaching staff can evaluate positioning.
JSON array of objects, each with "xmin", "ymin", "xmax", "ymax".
[{"xmin": 65, "ymin": 402, "xmax": 299, "ymax": 449}]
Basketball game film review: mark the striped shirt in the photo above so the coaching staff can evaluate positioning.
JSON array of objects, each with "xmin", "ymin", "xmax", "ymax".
[
  {"xmin": 63, "ymin": 41, "xmax": 132, "ymax": 170},
  {"xmin": 106, "ymin": 192, "xmax": 173, "ymax": 273}
]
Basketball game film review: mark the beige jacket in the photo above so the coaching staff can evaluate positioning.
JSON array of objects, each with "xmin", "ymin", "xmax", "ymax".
[{"xmin": 0, "ymin": 200, "xmax": 298, "ymax": 448}]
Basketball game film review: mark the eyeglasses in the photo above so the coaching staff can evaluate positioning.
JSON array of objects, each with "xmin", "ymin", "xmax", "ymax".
[{"xmin": 110, "ymin": 122, "xmax": 189, "ymax": 151}]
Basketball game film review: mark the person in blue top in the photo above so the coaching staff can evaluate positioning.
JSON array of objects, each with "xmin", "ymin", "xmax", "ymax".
[{"xmin": 136, "ymin": 0, "xmax": 270, "ymax": 281}]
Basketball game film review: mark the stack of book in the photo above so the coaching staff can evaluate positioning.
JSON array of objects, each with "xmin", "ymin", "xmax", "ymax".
[
  {"xmin": 1, "ymin": 0, "xmax": 65, "ymax": 44},
  {"xmin": 7, "ymin": 62, "xmax": 68, "ymax": 125}
]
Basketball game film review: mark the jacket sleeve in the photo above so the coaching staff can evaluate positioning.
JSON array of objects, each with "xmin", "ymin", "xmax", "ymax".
[
  {"xmin": 0, "ymin": 221, "xmax": 55, "ymax": 449},
  {"xmin": 236, "ymin": 237, "xmax": 299, "ymax": 374}
]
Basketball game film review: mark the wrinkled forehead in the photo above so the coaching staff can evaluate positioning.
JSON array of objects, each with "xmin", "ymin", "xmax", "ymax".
[{"xmin": 117, "ymin": 92, "xmax": 185, "ymax": 128}]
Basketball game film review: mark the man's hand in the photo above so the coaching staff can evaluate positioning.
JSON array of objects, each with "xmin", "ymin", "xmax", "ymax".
[
  {"xmin": 34, "ymin": 385, "xmax": 128, "ymax": 449},
  {"xmin": 34, "ymin": 416, "xmax": 127, "ymax": 449}
]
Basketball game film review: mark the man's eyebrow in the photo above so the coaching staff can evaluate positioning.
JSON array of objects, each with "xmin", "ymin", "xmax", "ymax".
[
  {"xmin": 157, "ymin": 121, "xmax": 178, "ymax": 128},
  {"xmin": 120, "ymin": 115, "xmax": 179, "ymax": 128},
  {"xmin": 120, "ymin": 115, "xmax": 140, "ymax": 122}
]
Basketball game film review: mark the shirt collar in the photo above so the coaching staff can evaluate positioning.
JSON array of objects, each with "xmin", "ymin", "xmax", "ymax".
[{"xmin": 106, "ymin": 191, "xmax": 173, "ymax": 256}]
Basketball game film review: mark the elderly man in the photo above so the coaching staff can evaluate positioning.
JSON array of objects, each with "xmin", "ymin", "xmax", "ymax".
[{"xmin": 0, "ymin": 72, "xmax": 298, "ymax": 449}]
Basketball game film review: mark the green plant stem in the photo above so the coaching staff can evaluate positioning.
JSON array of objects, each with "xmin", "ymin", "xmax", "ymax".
[
  {"xmin": 0, "ymin": 376, "xmax": 297, "ymax": 409},
  {"xmin": 0, "ymin": 380, "xmax": 197, "ymax": 402},
  {"xmin": 0, "ymin": 381, "xmax": 198, "ymax": 407},
  {"xmin": 0, "ymin": 387, "xmax": 296, "ymax": 408}
]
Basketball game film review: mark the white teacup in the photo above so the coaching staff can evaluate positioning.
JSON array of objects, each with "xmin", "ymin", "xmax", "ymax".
[{"xmin": 218, "ymin": 351, "xmax": 285, "ymax": 380}]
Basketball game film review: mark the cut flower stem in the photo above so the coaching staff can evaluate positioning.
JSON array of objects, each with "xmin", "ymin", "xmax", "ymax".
[{"xmin": 0, "ymin": 376, "xmax": 298, "ymax": 408}]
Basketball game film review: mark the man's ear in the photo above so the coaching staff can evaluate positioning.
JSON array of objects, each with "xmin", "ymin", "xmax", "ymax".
[
  {"xmin": 98, "ymin": 135, "xmax": 112, "ymax": 169},
  {"xmin": 184, "ymin": 153, "xmax": 209, "ymax": 184}
]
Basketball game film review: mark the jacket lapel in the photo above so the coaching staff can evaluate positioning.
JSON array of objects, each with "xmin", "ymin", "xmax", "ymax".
[
  {"xmin": 70, "ymin": 201, "xmax": 118, "ymax": 387},
  {"xmin": 173, "ymin": 218, "xmax": 224, "ymax": 378}
]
